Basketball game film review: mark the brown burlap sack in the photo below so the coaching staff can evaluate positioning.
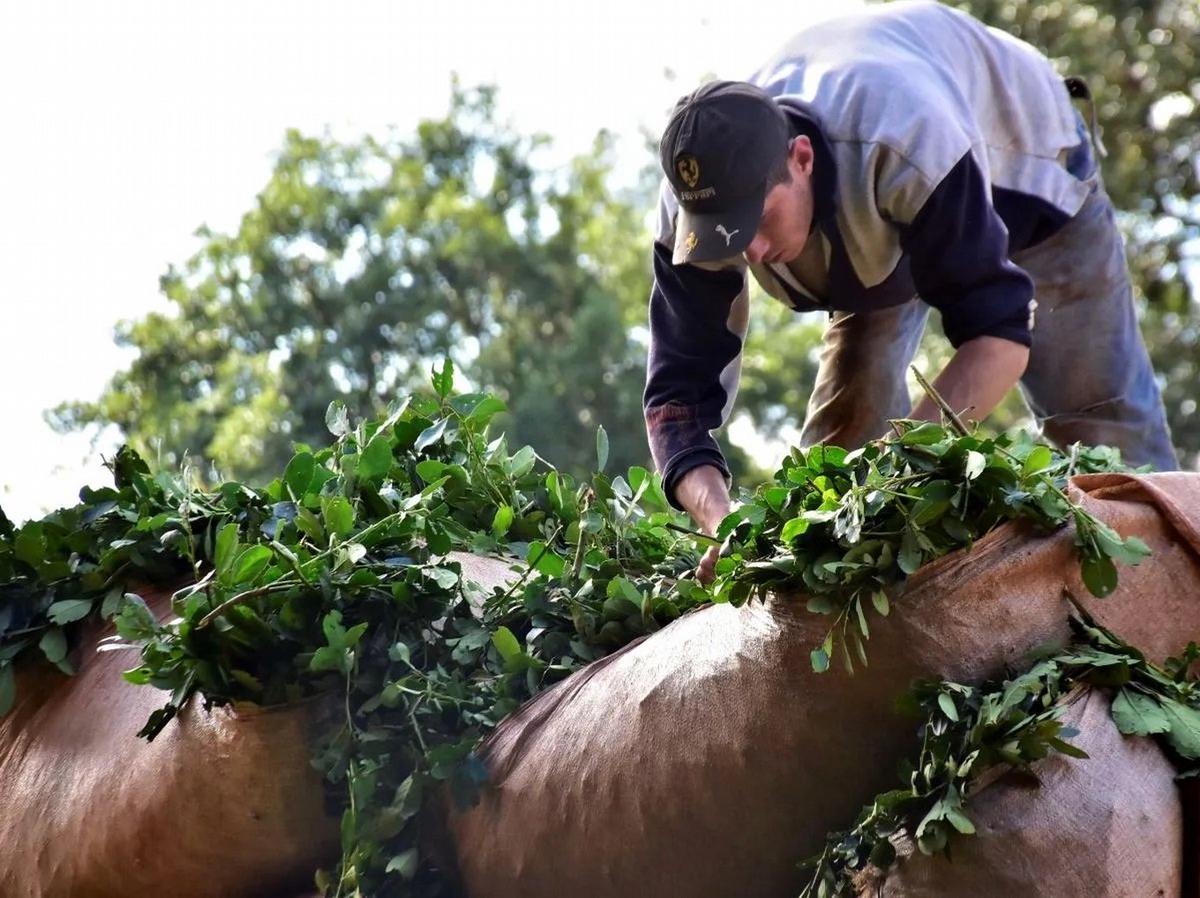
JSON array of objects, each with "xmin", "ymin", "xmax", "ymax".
[
  {"xmin": 0, "ymin": 584, "xmax": 340, "ymax": 898},
  {"xmin": 867, "ymin": 688, "xmax": 1182, "ymax": 898},
  {"xmin": 443, "ymin": 473, "xmax": 1200, "ymax": 898}
]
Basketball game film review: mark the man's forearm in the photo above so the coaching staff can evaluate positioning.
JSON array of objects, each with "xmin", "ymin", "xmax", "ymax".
[
  {"xmin": 911, "ymin": 335, "xmax": 1030, "ymax": 425},
  {"xmin": 673, "ymin": 464, "xmax": 732, "ymax": 535}
]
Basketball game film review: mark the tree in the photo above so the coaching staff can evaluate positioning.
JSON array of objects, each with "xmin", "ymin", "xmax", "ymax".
[{"xmin": 51, "ymin": 86, "xmax": 656, "ymax": 482}]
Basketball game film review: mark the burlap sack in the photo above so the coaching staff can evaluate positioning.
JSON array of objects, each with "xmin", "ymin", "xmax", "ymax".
[
  {"xmin": 870, "ymin": 688, "xmax": 1182, "ymax": 898},
  {"xmin": 0, "ymin": 583, "xmax": 340, "ymax": 898},
  {"xmin": 442, "ymin": 473, "xmax": 1200, "ymax": 898}
]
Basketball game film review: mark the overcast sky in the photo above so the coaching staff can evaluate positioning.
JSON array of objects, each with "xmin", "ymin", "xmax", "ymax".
[{"xmin": 0, "ymin": 0, "xmax": 856, "ymax": 523}]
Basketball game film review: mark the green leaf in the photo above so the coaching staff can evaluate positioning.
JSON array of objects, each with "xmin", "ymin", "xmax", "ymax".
[
  {"xmin": 781, "ymin": 517, "xmax": 810, "ymax": 543},
  {"xmin": 946, "ymin": 807, "xmax": 976, "ymax": 835},
  {"xmin": 322, "ymin": 497, "xmax": 356, "ymax": 540},
  {"xmin": 811, "ymin": 647, "xmax": 830, "ymax": 673},
  {"xmin": 414, "ymin": 459, "xmax": 448, "ymax": 485},
  {"xmin": 1111, "ymin": 689, "xmax": 1171, "ymax": 736},
  {"xmin": 414, "ymin": 418, "xmax": 449, "ymax": 453},
  {"xmin": 854, "ymin": 597, "xmax": 870, "ymax": 638},
  {"xmin": 13, "ymin": 523, "xmax": 46, "ymax": 567},
  {"xmin": 806, "ymin": 596, "xmax": 835, "ymax": 614},
  {"xmin": 596, "ymin": 425, "xmax": 609, "ymax": 473},
  {"xmin": 432, "ymin": 358, "xmax": 455, "ymax": 398},
  {"xmin": 358, "ymin": 434, "xmax": 394, "ymax": 483},
  {"xmin": 937, "ymin": 692, "xmax": 960, "ymax": 722},
  {"xmin": 898, "ymin": 529, "xmax": 923, "ymax": 575},
  {"xmin": 463, "ymin": 395, "xmax": 506, "ymax": 425},
  {"xmin": 47, "ymin": 599, "xmax": 94, "ymax": 625},
  {"xmin": 507, "ymin": 445, "xmax": 537, "ymax": 478},
  {"xmin": 1162, "ymin": 700, "xmax": 1200, "ymax": 759},
  {"xmin": 1047, "ymin": 735, "xmax": 1090, "ymax": 759},
  {"xmin": 1092, "ymin": 523, "xmax": 1152, "ymax": 566},
  {"xmin": 899, "ymin": 422, "xmax": 947, "ymax": 446},
  {"xmin": 425, "ymin": 521, "xmax": 451, "ymax": 557},
  {"xmin": 527, "ymin": 541, "xmax": 566, "ymax": 577},
  {"xmin": 39, "ymin": 627, "xmax": 68, "ymax": 664},
  {"xmin": 386, "ymin": 847, "xmax": 420, "ymax": 880},
  {"xmin": 492, "ymin": 627, "xmax": 522, "ymax": 664},
  {"xmin": 871, "ymin": 589, "xmax": 890, "ymax": 617},
  {"xmin": 214, "ymin": 523, "xmax": 240, "ymax": 577},
  {"xmin": 114, "ymin": 593, "xmax": 157, "ymax": 642},
  {"xmin": 294, "ymin": 507, "xmax": 325, "ymax": 545},
  {"xmin": 100, "ymin": 587, "xmax": 124, "ymax": 618},
  {"xmin": 233, "ymin": 545, "xmax": 274, "ymax": 585},
  {"xmin": 309, "ymin": 646, "xmax": 345, "ymax": 673},
  {"xmin": 1022, "ymin": 446, "xmax": 1053, "ymax": 477},
  {"xmin": 283, "ymin": 452, "xmax": 316, "ymax": 497},
  {"xmin": 491, "ymin": 504, "xmax": 514, "ymax": 538},
  {"xmin": 1081, "ymin": 554, "xmax": 1118, "ymax": 598}
]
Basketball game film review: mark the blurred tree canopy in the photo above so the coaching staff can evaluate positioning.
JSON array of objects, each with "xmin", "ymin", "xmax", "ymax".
[
  {"xmin": 52, "ymin": 0, "xmax": 1198, "ymax": 488},
  {"xmin": 51, "ymin": 86, "xmax": 654, "ymax": 482}
]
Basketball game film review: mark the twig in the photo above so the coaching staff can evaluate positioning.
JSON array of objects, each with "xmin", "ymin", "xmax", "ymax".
[
  {"xmin": 197, "ymin": 580, "xmax": 302, "ymax": 629},
  {"xmin": 664, "ymin": 522, "xmax": 721, "ymax": 547},
  {"xmin": 487, "ymin": 523, "xmax": 565, "ymax": 611},
  {"xmin": 1065, "ymin": 442, "xmax": 1081, "ymax": 480},
  {"xmin": 910, "ymin": 366, "xmax": 970, "ymax": 437}
]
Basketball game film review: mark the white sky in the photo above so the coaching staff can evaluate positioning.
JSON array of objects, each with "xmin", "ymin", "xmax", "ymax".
[{"xmin": 0, "ymin": 0, "xmax": 860, "ymax": 523}]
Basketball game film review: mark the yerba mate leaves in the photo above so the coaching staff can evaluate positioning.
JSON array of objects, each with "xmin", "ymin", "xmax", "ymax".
[
  {"xmin": 706, "ymin": 422, "xmax": 1148, "ymax": 672},
  {"xmin": 799, "ymin": 615, "xmax": 1200, "ymax": 898},
  {"xmin": 0, "ymin": 361, "xmax": 1145, "ymax": 896}
]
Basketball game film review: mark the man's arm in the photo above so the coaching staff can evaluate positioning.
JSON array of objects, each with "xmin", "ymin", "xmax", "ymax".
[
  {"xmin": 673, "ymin": 463, "xmax": 732, "ymax": 584},
  {"xmin": 890, "ymin": 150, "xmax": 1039, "ymax": 425},
  {"xmin": 911, "ymin": 335, "xmax": 1030, "ymax": 424},
  {"xmin": 644, "ymin": 178, "xmax": 749, "ymax": 579},
  {"xmin": 643, "ymin": 240, "xmax": 748, "ymax": 505}
]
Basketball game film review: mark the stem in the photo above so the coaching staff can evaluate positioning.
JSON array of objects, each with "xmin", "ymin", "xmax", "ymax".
[
  {"xmin": 487, "ymin": 524, "xmax": 565, "ymax": 612},
  {"xmin": 196, "ymin": 580, "xmax": 303, "ymax": 629},
  {"xmin": 664, "ymin": 522, "xmax": 721, "ymax": 547},
  {"xmin": 1065, "ymin": 442, "xmax": 1081, "ymax": 480},
  {"xmin": 910, "ymin": 365, "xmax": 970, "ymax": 437},
  {"xmin": 571, "ymin": 497, "xmax": 592, "ymax": 580}
]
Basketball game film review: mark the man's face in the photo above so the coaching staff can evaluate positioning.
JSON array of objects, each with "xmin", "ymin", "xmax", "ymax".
[{"xmin": 742, "ymin": 138, "xmax": 815, "ymax": 266}]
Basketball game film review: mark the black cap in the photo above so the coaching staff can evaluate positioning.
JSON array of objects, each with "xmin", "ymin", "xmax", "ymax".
[{"xmin": 659, "ymin": 81, "xmax": 789, "ymax": 264}]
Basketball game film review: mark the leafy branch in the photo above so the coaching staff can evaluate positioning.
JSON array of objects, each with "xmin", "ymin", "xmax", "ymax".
[{"xmin": 799, "ymin": 612, "xmax": 1200, "ymax": 897}]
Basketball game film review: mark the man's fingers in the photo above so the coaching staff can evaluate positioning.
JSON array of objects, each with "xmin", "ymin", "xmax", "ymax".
[{"xmin": 696, "ymin": 545, "xmax": 720, "ymax": 585}]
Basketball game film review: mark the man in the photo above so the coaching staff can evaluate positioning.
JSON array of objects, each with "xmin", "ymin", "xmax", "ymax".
[{"xmin": 644, "ymin": 1, "xmax": 1177, "ymax": 581}]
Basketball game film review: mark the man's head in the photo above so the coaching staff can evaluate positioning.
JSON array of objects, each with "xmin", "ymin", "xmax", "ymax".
[{"xmin": 660, "ymin": 81, "xmax": 816, "ymax": 266}]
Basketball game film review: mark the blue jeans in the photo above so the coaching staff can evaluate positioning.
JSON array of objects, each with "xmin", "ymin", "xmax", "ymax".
[{"xmin": 798, "ymin": 175, "xmax": 1179, "ymax": 471}]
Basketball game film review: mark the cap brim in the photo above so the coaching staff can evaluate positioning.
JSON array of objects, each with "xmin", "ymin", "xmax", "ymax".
[{"xmin": 671, "ymin": 185, "xmax": 766, "ymax": 265}]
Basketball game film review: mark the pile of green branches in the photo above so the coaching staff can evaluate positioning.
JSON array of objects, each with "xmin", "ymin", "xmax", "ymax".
[
  {"xmin": 0, "ymin": 362, "xmax": 1152, "ymax": 896},
  {"xmin": 801, "ymin": 612, "xmax": 1200, "ymax": 897}
]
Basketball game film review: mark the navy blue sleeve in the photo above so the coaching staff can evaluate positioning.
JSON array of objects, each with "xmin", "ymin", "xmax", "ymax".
[
  {"xmin": 644, "ymin": 241, "xmax": 745, "ymax": 509},
  {"xmin": 898, "ymin": 152, "xmax": 1035, "ymax": 349}
]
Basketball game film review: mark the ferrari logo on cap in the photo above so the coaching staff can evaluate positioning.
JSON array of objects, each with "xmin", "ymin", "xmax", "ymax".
[
  {"xmin": 684, "ymin": 231, "xmax": 698, "ymax": 256},
  {"xmin": 676, "ymin": 154, "xmax": 700, "ymax": 188}
]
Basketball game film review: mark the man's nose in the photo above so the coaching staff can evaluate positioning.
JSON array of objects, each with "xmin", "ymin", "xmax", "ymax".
[{"xmin": 744, "ymin": 233, "xmax": 769, "ymax": 264}]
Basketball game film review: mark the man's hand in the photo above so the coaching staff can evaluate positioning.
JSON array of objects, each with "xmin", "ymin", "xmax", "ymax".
[
  {"xmin": 910, "ymin": 335, "xmax": 1030, "ymax": 426},
  {"xmin": 674, "ymin": 465, "xmax": 732, "ymax": 584}
]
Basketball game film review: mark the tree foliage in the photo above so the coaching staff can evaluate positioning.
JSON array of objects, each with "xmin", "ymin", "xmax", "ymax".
[{"xmin": 50, "ymin": 86, "xmax": 653, "ymax": 484}]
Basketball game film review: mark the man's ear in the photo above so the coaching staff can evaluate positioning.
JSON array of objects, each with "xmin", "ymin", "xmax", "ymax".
[{"xmin": 788, "ymin": 135, "xmax": 815, "ymax": 176}]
